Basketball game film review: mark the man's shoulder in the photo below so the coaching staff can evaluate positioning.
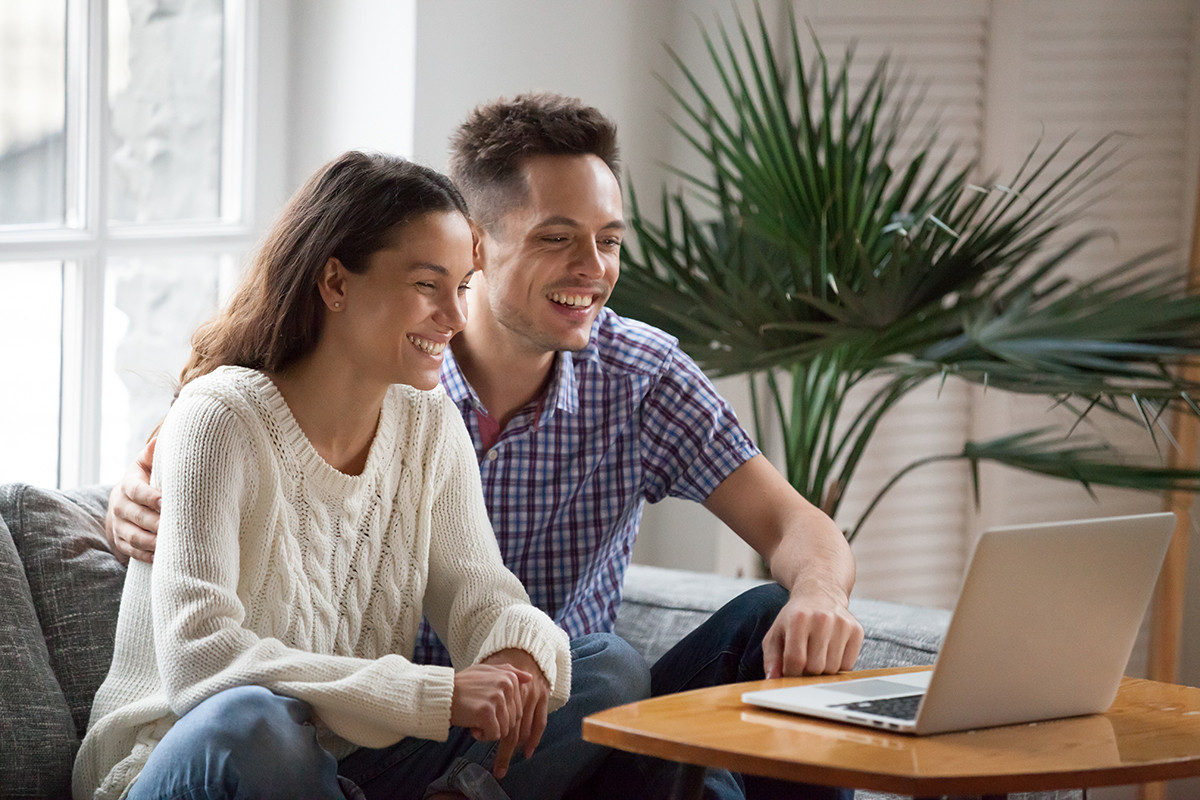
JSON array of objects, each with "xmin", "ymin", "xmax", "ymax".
[{"xmin": 587, "ymin": 308, "xmax": 683, "ymax": 377}]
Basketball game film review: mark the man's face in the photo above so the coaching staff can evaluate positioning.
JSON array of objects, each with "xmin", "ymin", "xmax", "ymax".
[{"xmin": 475, "ymin": 153, "xmax": 624, "ymax": 356}]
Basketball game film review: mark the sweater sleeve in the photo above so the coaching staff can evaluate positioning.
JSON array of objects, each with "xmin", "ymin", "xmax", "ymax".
[
  {"xmin": 152, "ymin": 390, "xmax": 456, "ymax": 747},
  {"xmin": 420, "ymin": 394, "xmax": 572, "ymax": 709}
]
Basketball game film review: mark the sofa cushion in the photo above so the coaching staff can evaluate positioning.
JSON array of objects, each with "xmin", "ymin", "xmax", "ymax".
[
  {"xmin": 616, "ymin": 564, "xmax": 950, "ymax": 669},
  {"xmin": 0, "ymin": 504, "xmax": 79, "ymax": 800},
  {"xmin": 616, "ymin": 564, "xmax": 772, "ymax": 663},
  {"xmin": 846, "ymin": 597, "xmax": 949, "ymax": 669},
  {"xmin": 0, "ymin": 483, "xmax": 125, "ymax": 740}
]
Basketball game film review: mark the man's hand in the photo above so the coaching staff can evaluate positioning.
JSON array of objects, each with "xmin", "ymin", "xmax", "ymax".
[
  {"xmin": 702, "ymin": 456, "xmax": 864, "ymax": 677},
  {"xmin": 105, "ymin": 438, "xmax": 161, "ymax": 564},
  {"xmin": 478, "ymin": 648, "xmax": 551, "ymax": 778},
  {"xmin": 761, "ymin": 589, "xmax": 864, "ymax": 678}
]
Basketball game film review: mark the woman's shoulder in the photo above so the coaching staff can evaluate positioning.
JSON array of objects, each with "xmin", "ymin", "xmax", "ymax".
[
  {"xmin": 167, "ymin": 366, "xmax": 284, "ymax": 438},
  {"xmin": 178, "ymin": 365, "xmax": 270, "ymax": 401}
]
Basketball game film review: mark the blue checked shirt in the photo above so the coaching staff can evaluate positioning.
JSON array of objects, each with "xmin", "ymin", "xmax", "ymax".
[{"xmin": 414, "ymin": 309, "xmax": 759, "ymax": 665}]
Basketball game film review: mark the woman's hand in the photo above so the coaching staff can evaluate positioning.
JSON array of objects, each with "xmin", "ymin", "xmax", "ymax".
[
  {"xmin": 481, "ymin": 649, "xmax": 551, "ymax": 777},
  {"xmin": 451, "ymin": 649, "xmax": 551, "ymax": 778},
  {"xmin": 450, "ymin": 662, "xmax": 530, "ymax": 777}
]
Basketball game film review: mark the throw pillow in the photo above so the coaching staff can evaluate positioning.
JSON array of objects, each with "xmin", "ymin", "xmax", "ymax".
[
  {"xmin": 0, "ymin": 484, "xmax": 126, "ymax": 740},
  {"xmin": 0, "ymin": 506, "xmax": 79, "ymax": 800}
]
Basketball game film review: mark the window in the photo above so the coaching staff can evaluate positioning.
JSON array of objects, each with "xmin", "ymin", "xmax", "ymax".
[{"xmin": 0, "ymin": 0, "xmax": 255, "ymax": 488}]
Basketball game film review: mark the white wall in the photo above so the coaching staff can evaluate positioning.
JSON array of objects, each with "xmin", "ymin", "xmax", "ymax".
[
  {"xmin": 282, "ymin": 0, "xmax": 418, "ymax": 186},
  {"xmin": 410, "ymin": 0, "xmax": 767, "ymax": 578}
]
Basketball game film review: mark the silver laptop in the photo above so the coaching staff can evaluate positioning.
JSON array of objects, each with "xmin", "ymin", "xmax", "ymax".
[{"xmin": 742, "ymin": 512, "xmax": 1176, "ymax": 735}]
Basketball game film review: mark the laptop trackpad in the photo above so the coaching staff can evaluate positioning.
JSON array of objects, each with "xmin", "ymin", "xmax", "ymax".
[{"xmin": 831, "ymin": 677, "xmax": 929, "ymax": 699}]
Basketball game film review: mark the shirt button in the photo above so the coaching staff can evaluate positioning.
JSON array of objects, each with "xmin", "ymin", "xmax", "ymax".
[{"xmin": 486, "ymin": 449, "xmax": 499, "ymax": 461}]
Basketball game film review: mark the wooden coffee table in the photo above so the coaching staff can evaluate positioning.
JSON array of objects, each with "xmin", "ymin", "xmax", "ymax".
[{"xmin": 582, "ymin": 667, "xmax": 1200, "ymax": 799}]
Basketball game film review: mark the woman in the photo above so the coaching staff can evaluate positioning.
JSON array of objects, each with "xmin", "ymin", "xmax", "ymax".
[{"xmin": 73, "ymin": 152, "xmax": 641, "ymax": 800}]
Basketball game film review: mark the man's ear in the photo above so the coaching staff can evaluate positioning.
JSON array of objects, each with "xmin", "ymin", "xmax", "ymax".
[
  {"xmin": 318, "ymin": 257, "xmax": 348, "ymax": 311},
  {"xmin": 470, "ymin": 220, "xmax": 489, "ymax": 272}
]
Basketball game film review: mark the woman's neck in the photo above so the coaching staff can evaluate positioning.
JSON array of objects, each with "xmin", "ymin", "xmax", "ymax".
[{"xmin": 267, "ymin": 350, "xmax": 386, "ymax": 476}]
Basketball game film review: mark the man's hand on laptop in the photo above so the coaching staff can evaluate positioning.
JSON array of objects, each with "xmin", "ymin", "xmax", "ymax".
[
  {"xmin": 762, "ymin": 589, "xmax": 863, "ymax": 677},
  {"xmin": 105, "ymin": 438, "xmax": 161, "ymax": 564}
]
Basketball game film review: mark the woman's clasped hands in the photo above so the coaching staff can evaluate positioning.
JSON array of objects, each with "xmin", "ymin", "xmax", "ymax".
[{"xmin": 449, "ymin": 648, "xmax": 551, "ymax": 779}]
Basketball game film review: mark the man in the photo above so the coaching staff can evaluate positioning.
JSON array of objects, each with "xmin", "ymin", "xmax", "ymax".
[{"xmin": 108, "ymin": 93, "xmax": 861, "ymax": 798}]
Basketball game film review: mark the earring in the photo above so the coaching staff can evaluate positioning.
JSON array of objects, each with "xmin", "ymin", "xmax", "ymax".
[{"xmin": 333, "ymin": 301, "xmax": 342, "ymax": 309}]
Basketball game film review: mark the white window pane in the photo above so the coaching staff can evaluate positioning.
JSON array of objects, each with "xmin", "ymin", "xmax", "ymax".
[
  {"xmin": 107, "ymin": 0, "xmax": 226, "ymax": 225},
  {"xmin": 0, "ymin": 3, "xmax": 67, "ymax": 227},
  {"xmin": 0, "ymin": 263, "xmax": 63, "ymax": 486},
  {"xmin": 100, "ymin": 255, "xmax": 232, "ymax": 481}
]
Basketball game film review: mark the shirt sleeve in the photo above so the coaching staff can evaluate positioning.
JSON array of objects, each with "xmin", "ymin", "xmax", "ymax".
[
  {"xmin": 639, "ymin": 346, "xmax": 760, "ymax": 505},
  {"xmin": 419, "ymin": 394, "xmax": 572, "ymax": 709},
  {"xmin": 151, "ymin": 391, "xmax": 457, "ymax": 747}
]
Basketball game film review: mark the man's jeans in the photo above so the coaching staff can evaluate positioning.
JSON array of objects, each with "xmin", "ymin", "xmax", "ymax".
[
  {"xmin": 127, "ymin": 633, "xmax": 646, "ymax": 800},
  {"xmin": 571, "ymin": 584, "xmax": 854, "ymax": 800}
]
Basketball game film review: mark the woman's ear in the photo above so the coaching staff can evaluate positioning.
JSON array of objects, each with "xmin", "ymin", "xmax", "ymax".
[{"xmin": 318, "ymin": 257, "xmax": 348, "ymax": 311}]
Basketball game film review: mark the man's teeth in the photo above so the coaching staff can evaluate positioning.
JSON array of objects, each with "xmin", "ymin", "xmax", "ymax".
[
  {"xmin": 407, "ymin": 335, "xmax": 446, "ymax": 355},
  {"xmin": 549, "ymin": 292, "xmax": 593, "ymax": 308}
]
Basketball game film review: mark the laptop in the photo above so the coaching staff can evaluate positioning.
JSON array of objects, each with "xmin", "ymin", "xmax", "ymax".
[{"xmin": 742, "ymin": 512, "xmax": 1176, "ymax": 735}]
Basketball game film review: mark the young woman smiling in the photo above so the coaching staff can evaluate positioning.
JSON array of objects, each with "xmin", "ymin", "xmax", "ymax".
[{"xmin": 73, "ymin": 152, "xmax": 638, "ymax": 800}]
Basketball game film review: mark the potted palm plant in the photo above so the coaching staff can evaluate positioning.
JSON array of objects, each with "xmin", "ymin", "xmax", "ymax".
[{"xmin": 613, "ymin": 7, "xmax": 1200, "ymax": 541}]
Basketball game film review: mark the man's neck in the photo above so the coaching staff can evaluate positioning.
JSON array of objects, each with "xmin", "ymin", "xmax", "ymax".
[{"xmin": 452, "ymin": 328, "xmax": 557, "ymax": 429}]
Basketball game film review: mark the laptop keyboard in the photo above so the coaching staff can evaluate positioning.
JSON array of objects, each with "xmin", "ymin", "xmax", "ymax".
[{"xmin": 832, "ymin": 693, "xmax": 923, "ymax": 720}]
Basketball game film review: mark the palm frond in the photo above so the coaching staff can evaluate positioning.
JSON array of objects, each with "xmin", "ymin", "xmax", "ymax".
[{"xmin": 612, "ymin": 7, "xmax": 1200, "ymax": 536}]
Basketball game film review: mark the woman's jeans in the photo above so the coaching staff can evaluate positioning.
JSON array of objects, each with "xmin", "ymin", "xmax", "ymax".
[{"xmin": 127, "ymin": 633, "xmax": 646, "ymax": 800}]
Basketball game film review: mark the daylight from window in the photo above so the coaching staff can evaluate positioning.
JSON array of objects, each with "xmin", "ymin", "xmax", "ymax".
[{"xmin": 0, "ymin": 0, "xmax": 243, "ymax": 488}]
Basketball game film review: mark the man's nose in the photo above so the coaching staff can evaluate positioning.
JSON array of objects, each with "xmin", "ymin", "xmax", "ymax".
[{"xmin": 572, "ymin": 239, "xmax": 606, "ymax": 278}]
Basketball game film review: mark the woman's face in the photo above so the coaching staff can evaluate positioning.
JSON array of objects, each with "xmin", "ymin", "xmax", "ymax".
[{"xmin": 337, "ymin": 211, "xmax": 474, "ymax": 391}]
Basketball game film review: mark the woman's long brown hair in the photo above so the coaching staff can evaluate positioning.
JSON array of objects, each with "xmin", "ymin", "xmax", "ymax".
[{"xmin": 178, "ymin": 151, "xmax": 469, "ymax": 390}]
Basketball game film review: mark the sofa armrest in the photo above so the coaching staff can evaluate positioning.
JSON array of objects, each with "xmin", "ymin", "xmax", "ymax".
[{"xmin": 615, "ymin": 563, "xmax": 949, "ymax": 669}]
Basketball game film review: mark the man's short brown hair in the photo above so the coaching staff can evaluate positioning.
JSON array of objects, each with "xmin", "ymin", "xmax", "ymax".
[{"xmin": 448, "ymin": 92, "xmax": 620, "ymax": 234}]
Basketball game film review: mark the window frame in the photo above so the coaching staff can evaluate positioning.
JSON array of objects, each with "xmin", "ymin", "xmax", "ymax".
[{"xmin": 0, "ymin": 0, "xmax": 264, "ymax": 488}]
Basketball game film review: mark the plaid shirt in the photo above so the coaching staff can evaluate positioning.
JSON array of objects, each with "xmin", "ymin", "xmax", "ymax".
[{"xmin": 414, "ymin": 309, "xmax": 759, "ymax": 665}]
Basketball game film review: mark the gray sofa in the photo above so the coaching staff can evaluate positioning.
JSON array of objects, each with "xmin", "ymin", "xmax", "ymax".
[{"xmin": 0, "ymin": 482, "xmax": 1069, "ymax": 799}]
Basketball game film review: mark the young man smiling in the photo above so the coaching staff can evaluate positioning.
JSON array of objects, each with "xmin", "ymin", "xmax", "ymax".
[{"xmin": 107, "ymin": 93, "xmax": 860, "ymax": 799}]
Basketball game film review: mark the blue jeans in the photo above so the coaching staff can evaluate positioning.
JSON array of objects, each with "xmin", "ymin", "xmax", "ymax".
[
  {"xmin": 570, "ymin": 584, "xmax": 853, "ymax": 800},
  {"xmin": 128, "ymin": 633, "xmax": 645, "ymax": 800}
]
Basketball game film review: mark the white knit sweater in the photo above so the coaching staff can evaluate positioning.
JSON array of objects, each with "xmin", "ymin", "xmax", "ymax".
[{"xmin": 73, "ymin": 366, "xmax": 570, "ymax": 800}]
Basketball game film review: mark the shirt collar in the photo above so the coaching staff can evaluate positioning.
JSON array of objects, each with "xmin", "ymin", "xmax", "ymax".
[{"xmin": 440, "ymin": 338, "xmax": 583, "ymax": 422}]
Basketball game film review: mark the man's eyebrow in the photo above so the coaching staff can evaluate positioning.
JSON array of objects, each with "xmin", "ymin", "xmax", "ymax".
[{"xmin": 535, "ymin": 216, "xmax": 626, "ymax": 231}]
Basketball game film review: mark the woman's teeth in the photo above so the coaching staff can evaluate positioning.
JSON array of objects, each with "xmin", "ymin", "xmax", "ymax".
[{"xmin": 407, "ymin": 335, "xmax": 446, "ymax": 355}]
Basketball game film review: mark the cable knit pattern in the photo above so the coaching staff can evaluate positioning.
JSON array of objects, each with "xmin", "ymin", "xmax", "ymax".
[{"xmin": 72, "ymin": 366, "xmax": 570, "ymax": 800}]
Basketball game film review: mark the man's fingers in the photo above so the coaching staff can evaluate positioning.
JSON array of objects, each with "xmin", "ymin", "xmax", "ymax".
[
  {"xmin": 800, "ymin": 612, "xmax": 833, "ymax": 675},
  {"xmin": 761, "ymin": 626, "xmax": 784, "ymax": 680},
  {"xmin": 123, "ymin": 480, "xmax": 162, "ymax": 514},
  {"xmin": 841, "ymin": 621, "xmax": 865, "ymax": 671},
  {"xmin": 782, "ymin": 625, "xmax": 809, "ymax": 676}
]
